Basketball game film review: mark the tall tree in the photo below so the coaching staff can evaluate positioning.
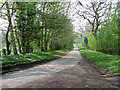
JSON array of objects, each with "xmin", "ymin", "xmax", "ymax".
[
  {"xmin": 6, "ymin": 2, "xmax": 18, "ymax": 55},
  {"xmin": 77, "ymin": 1, "xmax": 110, "ymax": 39}
]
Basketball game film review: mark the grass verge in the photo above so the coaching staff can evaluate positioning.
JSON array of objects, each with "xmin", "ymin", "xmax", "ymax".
[
  {"xmin": 77, "ymin": 45, "xmax": 120, "ymax": 74},
  {"xmin": 1, "ymin": 47, "xmax": 73, "ymax": 74}
]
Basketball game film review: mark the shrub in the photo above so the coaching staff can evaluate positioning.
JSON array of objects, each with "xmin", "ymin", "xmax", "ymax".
[{"xmin": 2, "ymin": 49, "xmax": 6, "ymax": 56}]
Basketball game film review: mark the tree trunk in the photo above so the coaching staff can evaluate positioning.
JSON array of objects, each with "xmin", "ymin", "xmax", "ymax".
[
  {"xmin": 10, "ymin": 29, "xmax": 18, "ymax": 55},
  {"xmin": 17, "ymin": 38, "xmax": 21, "ymax": 54},
  {"xmin": 41, "ymin": 27, "xmax": 44, "ymax": 52},
  {"xmin": 6, "ymin": 25, "xmax": 11, "ymax": 55},
  {"xmin": 118, "ymin": 1, "xmax": 120, "ymax": 55},
  {"xmin": 6, "ymin": 2, "xmax": 18, "ymax": 55},
  {"xmin": 15, "ymin": 29, "xmax": 22, "ymax": 54},
  {"xmin": 44, "ymin": 27, "xmax": 48, "ymax": 51},
  {"xmin": 25, "ymin": 2, "xmax": 35, "ymax": 53},
  {"xmin": 16, "ymin": 2, "xmax": 26, "ymax": 54},
  {"xmin": 21, "ymin": 31, "xmax": 26, "ymax": 54}
]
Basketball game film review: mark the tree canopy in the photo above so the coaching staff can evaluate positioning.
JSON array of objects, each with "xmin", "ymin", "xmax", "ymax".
[{"xmin": 0, "ymin": 2, "xmax": 74, "ymax": 55}]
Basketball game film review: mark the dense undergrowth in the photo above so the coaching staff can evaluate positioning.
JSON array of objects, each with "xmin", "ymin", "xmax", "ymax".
[{"xmin": 77, "ymin": 45, "xmax": 120, "ymax": 74}]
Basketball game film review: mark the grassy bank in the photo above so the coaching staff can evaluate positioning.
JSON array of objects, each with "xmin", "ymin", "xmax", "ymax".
[
  {"xmin": 77, "ymin": 45, "xmax": 120, "ymax": 74},
  {"xmin": 1, "ymin": 47, "xmax": 73, "ymax": 74}
]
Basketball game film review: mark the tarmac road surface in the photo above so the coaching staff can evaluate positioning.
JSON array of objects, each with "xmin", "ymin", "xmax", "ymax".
[{"xmin": 1, "ymin": 45, "xmax": 81, "ymax": 88}]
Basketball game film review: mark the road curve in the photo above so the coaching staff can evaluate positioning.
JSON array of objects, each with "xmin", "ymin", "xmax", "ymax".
[{"xmin": 1, "ymin": 45, "xmax": 81, "ymax": 88}]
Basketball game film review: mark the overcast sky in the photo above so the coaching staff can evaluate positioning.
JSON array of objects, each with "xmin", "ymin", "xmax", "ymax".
[{"xmin": 69, "ymin": 0, "xmax": 92, "ymax": 32}]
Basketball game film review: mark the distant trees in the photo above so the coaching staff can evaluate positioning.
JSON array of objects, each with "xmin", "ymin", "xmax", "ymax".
[
  {"xmin": 79, "ymin": 1, "xmax": 119, "ymax": 55},
  {"xmin": 0, "ymin": 2, "xmax": 74, "ymax": 55},
  {"xmin": 78, "ymin": 1, "xmax": 110, "ymax": 39}
]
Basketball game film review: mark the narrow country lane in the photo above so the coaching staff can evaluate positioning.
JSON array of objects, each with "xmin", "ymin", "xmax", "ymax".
[
  {"xmin": 0, "ymin": 1, "xmax": 119, "ymax": 89},
  {"xmin": 1, "ymin": 45, "xmax": 81, "ymax": 88}
]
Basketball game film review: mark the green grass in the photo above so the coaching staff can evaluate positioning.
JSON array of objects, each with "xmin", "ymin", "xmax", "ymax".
[
  {"xmin": 77, "ymin": 45, "xmax": 120, "ymax": 73},
  {"xmin": 1, "ymin": 47, "xmax": 73, "ymax": 69}
]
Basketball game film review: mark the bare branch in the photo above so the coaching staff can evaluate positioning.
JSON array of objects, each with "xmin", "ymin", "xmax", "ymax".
[
  {"xmin": 77, "ymin": 0, "xmax": 110, "ymax": 37},
  {"xmin": 77, "ymin": 12, "xmax": 93, "ymax": 25},
  {"xmin": 82, "ymin": 11, "xmax": 95, "ymax": 18},
  {"xmin": 0, "ymin": 2, "xmax": 6, "ymax": 9}
]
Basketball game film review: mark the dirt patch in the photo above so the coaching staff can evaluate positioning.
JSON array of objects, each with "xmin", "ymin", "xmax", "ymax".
[
  {"xmin": 78, "ymin": 53, "xmax": 119, "ymax": 88},
  {"xmin": 15, "ymin": 53, "xmax": 119, "ymax": 88}
]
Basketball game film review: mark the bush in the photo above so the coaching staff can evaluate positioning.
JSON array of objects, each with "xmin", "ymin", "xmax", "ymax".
[{"xmin": 2, "ymin": 49, "xmax": 6, "ymax": 56}]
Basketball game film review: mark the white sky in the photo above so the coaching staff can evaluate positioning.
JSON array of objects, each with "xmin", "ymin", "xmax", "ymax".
[{"xmin": 69, "ymin": 0, "xmax": 92, "ymax": 32}]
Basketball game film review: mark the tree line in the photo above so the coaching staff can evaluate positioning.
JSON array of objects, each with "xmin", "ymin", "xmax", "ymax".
[
  {"xmin": 0, "ymin": 2, "xmax": 74, "ymax": 55},
  {"xmin": 77, "ymin": 0, "xmax": 119, "ymax": 55}
]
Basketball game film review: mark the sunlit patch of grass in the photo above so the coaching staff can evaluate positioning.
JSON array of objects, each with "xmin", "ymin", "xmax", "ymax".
[{"xmin": 77, "ymin": 45, "xmax": 120, "ymax": 73}]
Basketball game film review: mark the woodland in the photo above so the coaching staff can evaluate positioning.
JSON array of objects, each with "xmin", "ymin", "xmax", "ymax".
[
  {"xmin": 0, "ymin": 2, "xmax": 74, "ymax": 55},
  {"xmin": 0, "ymin": 1, "xmax": 119, "ymax": 73}
]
